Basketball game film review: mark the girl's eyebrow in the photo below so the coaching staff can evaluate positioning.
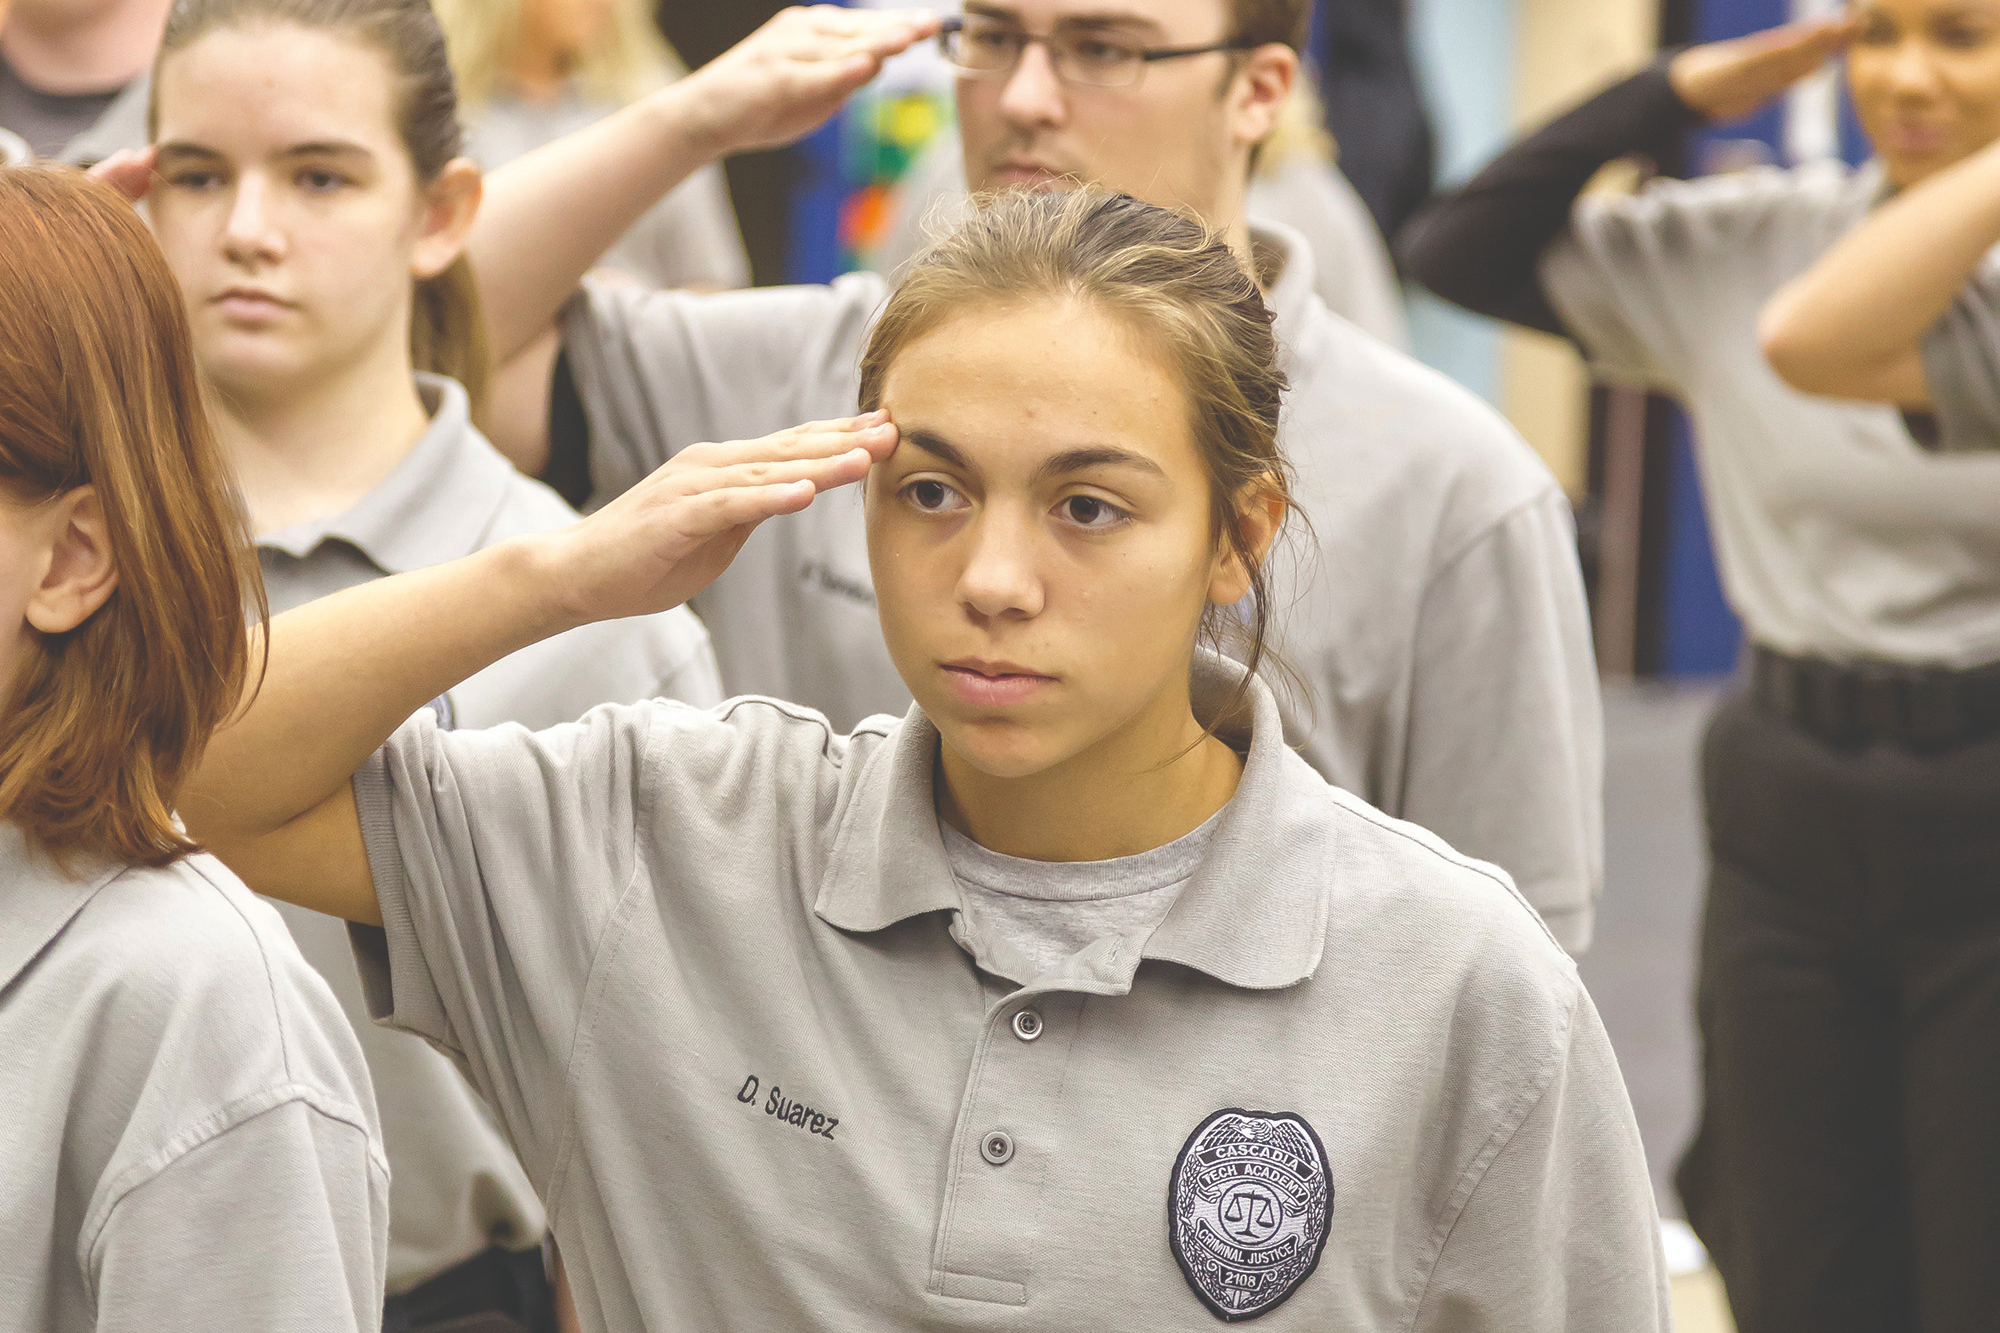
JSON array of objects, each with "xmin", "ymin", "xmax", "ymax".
[
  {"xmin": 900, "ymin": 430, "xmax": 1166, "ymax": 483},
  {"xmin": 1034, "ymin": 445, "xmax": 1167, "ymax": 484},
  {"xmin": 902, "ymin": 428, "xmax": 974, "ymax": 471},
  {"xmin": 153, "ymin": 140, "xmax": 375, "ymax": 163}
]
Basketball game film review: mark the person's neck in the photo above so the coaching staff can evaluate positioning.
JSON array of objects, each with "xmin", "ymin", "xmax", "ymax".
[
  {"xmin": 936, "ymin": 678, "xmax": 1244, "ymax": 862},
  {"xmin": 1196, "ymin": 183, "xmax": 1261, "ymax": 292},
  {"xmin": 0, "ymin": 0, "xmax": 169, "ymax": 95},
  {"xmin": 506, "ymin": 38, "xmax": 572, "ymax": 104},
  {"xmin": 214, "ymin": 344, "xmax": 435, "ymax": 537}
]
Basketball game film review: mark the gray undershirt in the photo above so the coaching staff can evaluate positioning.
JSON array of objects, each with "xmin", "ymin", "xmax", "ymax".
[
  {"xmin": 0, "ymin": 53, "xmax": 121, "ymax": 158},
  {"xmin": 941, "ymin": 810, "xmax": 1222, "ymax": 982}
]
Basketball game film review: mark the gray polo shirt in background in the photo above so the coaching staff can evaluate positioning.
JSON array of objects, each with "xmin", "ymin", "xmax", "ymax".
[
  {"xmin": 0, "ymin": 62, "xmax": 149, "ymax": 166},
  {"xmin": 256, "ymin": 373, "xmax": 724, "ymax": 1293},
  {"xmin": 0, "ymin": 823, "xmax": 389, "ymax": 1331},
  {"xmin": 1544, "ymin": 159, "xmax": 2000, "ymax": 667},
  {"xmin": 560, "ymin": 223, "xmax": 1603, "ymax": 951},
  {"xmin": 345, "ymin": 655, "xmax": 1667, "ymax": 1331},
  {"xmin": 1921, "ymin": 263, "xmax": 2000, "ymax": 454}
]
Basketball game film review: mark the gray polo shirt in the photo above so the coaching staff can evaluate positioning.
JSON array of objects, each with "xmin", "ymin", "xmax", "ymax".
[
  {"xmin": 257, "ymin": 373, "xmax": 724, "ymax": 1292},
  {"xmin": 1920, "ymin": 262, "xmax": 2000, "ymax": 454},
  {"xmin": 560, "ymin": 224, "xmax": 1603, "ymax": 951},
  {"xmin": 0, "ymin": 823, "xmax": 389, "ymax": 1331},
  {"xmin": 346, "ymin": 656, "xmax": 1666, "ymax": 1330},
  {"xmin": 1544, "ymin": 159, "xmax": 2000, "ymax": 667}
]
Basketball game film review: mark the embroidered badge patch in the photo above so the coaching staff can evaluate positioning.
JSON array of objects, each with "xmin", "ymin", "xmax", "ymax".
[{"xmin": 1169, "ymin": 1108, "xmax": 1332, "ymax": 1322}]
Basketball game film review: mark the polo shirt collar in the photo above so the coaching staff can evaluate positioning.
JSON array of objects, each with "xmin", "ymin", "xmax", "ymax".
[
  {"xmin": 813, "ymin": 654, "xmax": 1331, "ymax": 992},
  {"xmin": 256, "ymin": 375, "xmax": 513, "ymax": 574},
  {"xmin": 1250, "ymin": 219, "xmax": 1319, "ymax": 354},
  {"xmin": 0, "ymin": 823, "xmax": 120, "ymax": 995}
]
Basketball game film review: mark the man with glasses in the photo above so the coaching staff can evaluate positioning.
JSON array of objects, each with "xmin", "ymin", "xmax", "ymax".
[{"xmin": 463, "ymin": 2, "xmax": 1605, "ymax": 954}]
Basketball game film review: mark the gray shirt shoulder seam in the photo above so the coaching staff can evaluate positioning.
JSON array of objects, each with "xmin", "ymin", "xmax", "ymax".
[
  {"xmin": 1325, "ymin": 789, "xmax": 1562, "ymax": 952},
  {"xmin": 1424, "ymin": 476, "xmax": 1568, "ymax": 584},
  {"xmin": 1402, "ymin": 982, "xmax": 1581, "ymax": 1331},
  {"xmin": 78, "ymin": 1084, "xmax": 384, "ymax": 1276}
]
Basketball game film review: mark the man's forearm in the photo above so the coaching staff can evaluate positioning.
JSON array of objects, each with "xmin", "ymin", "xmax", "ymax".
[
  {"xmin": 470, "ymin": 82, "xmax": 717, "ymax": 366},
  {"xmin": 186, "ymin": 538, "xmax": 574, "ymax": 844}
]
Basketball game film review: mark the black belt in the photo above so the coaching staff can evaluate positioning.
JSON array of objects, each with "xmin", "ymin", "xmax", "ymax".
[
  {"xmin": 1750, "ymin": 645, "xmax": 2000, "ymax": 753},
  {"xmin": 382, "ymin": 1244, "xmax": 554, "ymax": 1333}
]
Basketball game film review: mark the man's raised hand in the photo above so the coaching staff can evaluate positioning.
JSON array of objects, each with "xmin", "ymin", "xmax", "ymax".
[{"xmin": 677, "ymin": 6, "xmax": 941, "ymax": 160}]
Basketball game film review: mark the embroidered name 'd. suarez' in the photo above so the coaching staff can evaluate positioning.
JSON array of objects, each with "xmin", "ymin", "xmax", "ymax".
[{"xmin": 736, "ymin": 1073, "xmax": 839, "ymax": 1140}]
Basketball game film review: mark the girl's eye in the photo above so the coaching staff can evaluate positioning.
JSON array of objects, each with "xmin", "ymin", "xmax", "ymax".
[
  {"xmin": 1059, "ymin": 495, "xmax": 1128, "ymax": 530},
  {"xmin": 298, "ymin": 169, "xmax": 345, "ymax": 193},
  {"xmin": 904, "ymin": 479, "xmax": 966, "ymax": 513},
  {"xmin": 167, "ymin": 172, "xmax": 222, "ymax": 192}
]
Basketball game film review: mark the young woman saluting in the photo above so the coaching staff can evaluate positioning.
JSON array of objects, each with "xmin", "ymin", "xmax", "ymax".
[
  {"xmin": 1400, "ymin": 8, "xmax": 2000, "ymax": 1328},
  {"xmin": 184, "ymin": 189, "xmax": 1668, "ymax": 1332}
]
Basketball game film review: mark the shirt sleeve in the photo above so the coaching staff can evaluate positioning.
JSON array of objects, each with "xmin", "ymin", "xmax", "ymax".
[
  {"xmin": 347, "ymin": 702, "xmax": 658, "ymax": 1173},
  {"xmin": 558, "ymin": 273, "xmax": 885, "ymax": 507},
  {"xmin": 1413, "ymin": 991, "xmax": 1671, "ymax": 1332},
  {"xmin": 1401, "ymin": 489, "xmax": 1604, "ymax": 953},
  {"xmin": 1399, "ymin": 59, "xmax": 1694, "ymax": 338},
  {"xmin": 1540, "ymin": 169, "xmax": 1813, "ymax": 394},
  {"xmin": 1923, "ymin": 273, "xmax": 2000, "ymax": 454},
  {"xmin": 89, "ymin": 1098, "xmax": 390, "ymax": 1333}
]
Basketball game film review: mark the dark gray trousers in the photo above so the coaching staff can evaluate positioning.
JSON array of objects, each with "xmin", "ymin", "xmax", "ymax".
[{"xmin": 1677, "ymin": 693, "xmax": 2000, "ymax": 1333}]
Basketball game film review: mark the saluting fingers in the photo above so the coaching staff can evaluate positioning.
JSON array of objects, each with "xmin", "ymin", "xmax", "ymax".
[
  {"xmin": 681, "ymin": 415, "xmax": 898, "ymax": 471},
  {"xmin": 689, "ymin": 448, "xmax": 879, "ymax": 498}
]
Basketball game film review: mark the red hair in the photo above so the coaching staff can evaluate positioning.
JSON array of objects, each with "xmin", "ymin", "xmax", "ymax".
[{"xmin": 0, "ymin": 167, "xmax": 266, "ymax": 866}]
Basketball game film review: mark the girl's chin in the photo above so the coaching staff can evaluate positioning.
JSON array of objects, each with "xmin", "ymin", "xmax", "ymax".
[{"xmin": 934, "ymin": 719, "xmax": 1073, "ymax": 783}]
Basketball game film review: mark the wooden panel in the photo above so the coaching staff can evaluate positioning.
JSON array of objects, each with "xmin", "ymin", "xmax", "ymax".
[{"xmin": 1500, "ymin": 0, "xmax": 1660, "ymax": 497}]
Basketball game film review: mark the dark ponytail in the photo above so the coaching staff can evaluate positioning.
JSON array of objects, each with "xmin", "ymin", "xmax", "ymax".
[
  {"xmin": 412, "ymin": 254, "xmax": 489, "ymax": 409},
  {"xmin": 157, "ymin": 0, "xmax": 488, "ymax": 410}
]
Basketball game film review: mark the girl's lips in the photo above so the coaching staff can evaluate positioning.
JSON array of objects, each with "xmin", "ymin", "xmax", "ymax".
[
  {"xmin": 1882, "ymin": 123, "xmax": 1949, "ymax": 154},
  {"xmin": 941, "ymin": 664, "xmax": 1055, "ymax": 707},
  {"xmin": 213, "ymin": 292, "xmax": 291, "ymax": 323}
]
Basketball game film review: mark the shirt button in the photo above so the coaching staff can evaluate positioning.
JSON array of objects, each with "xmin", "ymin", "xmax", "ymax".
[
  {"xmin": 980, "ymin": 1131, "xmax": 1015, "ymax": 1166},
  {"xmin": 1011, "ymin": 1008, "xmax": 1044, "ymax": 1042}
]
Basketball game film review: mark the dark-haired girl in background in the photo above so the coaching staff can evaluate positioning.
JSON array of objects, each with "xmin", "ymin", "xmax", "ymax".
[{"xmin": 1402, "ymin": 8, "xmax": 2000, "ymax": 1331}]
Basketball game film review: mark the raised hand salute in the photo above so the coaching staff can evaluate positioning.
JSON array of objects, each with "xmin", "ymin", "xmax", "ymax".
[
  {"xmin": 181, "ymin": 414, "xmax": 896, "ymax": 925},
  {"xmin": 1666, "ymin": 14, "xmax": 1859, "ymax": 123},
  {"xmin": 472, "ymin": 6, "xmax": 940, "ymax": 369}
]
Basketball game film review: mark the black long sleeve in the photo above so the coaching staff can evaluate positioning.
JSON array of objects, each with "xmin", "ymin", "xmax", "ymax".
[{"xmin": 1396, "ymin": 58, "xmax": 1700, "ymax": 337}]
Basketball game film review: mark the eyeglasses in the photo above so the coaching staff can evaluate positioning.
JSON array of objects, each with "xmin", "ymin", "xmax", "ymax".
[{"xmin": 938, "ymin": 15, "xmax": 1255, "ymax": 89}]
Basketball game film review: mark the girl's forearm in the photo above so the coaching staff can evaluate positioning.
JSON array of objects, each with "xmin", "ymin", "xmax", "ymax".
[
  {"xmin": 1762, "ymin": 138, "xmax": 2000, "ymax": 399},
  {"xmin": 184, "ymin": 537, "xmax": 573, "ymax": 848}
]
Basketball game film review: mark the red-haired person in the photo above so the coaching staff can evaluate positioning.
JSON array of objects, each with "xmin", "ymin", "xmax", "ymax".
[{"xmin": 0, "ymin": 165, "xmax": 387, "ymax": 1330}]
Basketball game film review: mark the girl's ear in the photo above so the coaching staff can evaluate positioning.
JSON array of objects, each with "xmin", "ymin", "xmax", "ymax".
[
  {"xmin": 412, "ymin": 157, "xmax": 484, "ymax": 281},
  {"xmin": 26, "ymin": 487, "xmax": 119, "ymax": 636},
  {"xmin": 1207, "ymin": 479, "xmax": 1287, "ymax": 607}
]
